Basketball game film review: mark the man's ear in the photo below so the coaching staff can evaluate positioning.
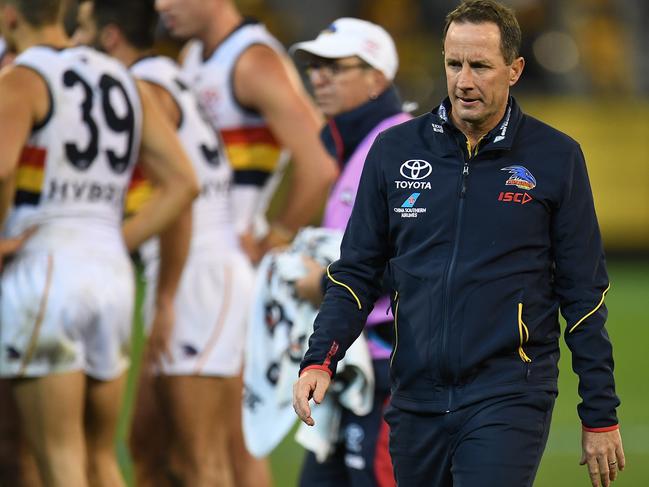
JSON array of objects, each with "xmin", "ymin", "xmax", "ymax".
[
  {"xmin": 0, "ymin": 4, "xmax": 20, "ymax": 34},
  {"xmin": 368, "ymin": 69, "xmax": 389, "ymax": 99},
  {"xmin": 98, "ymin": 23, "xmax": 121, "ymax": 52},
  {"xmin": 509, "ymin": 56, "xmax": 525, "ymax": 87}
]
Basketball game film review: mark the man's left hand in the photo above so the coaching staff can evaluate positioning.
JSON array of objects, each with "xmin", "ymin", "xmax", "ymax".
[{"xmin": 580, "ymin": 428, "xmax": 625, "ymax": 487}]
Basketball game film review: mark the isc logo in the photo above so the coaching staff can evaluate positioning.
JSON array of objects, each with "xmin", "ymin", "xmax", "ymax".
[{"xmin": 498, "ymin": 191, "xmax": 533, "ymax": 205}]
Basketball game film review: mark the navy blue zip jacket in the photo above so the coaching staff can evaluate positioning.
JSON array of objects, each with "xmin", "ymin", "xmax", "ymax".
[{"xmin": 300, "ymin": 97, "xmax": 619, "ymax": 430}]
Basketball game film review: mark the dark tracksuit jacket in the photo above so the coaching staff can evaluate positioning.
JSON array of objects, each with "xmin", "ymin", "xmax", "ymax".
[{"xmin": 300, "ymin": 97, "xmax": 620, "ymax": 431}]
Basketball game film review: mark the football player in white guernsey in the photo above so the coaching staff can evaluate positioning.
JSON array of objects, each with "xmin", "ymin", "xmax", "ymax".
[
  {"xmin": 156, "ymin": 0, "xmax": 338, "ymax": 265},
  {"xmin": 76, "ymin": 0, "xmax": 257, "ymax": 485},
  {"xmin": 0, "ymin": 1, "xmax": 199, "ymax": 486},
  {"xmin": 156, "ymin": 1, "xmax": 338, "ymax": 485}
]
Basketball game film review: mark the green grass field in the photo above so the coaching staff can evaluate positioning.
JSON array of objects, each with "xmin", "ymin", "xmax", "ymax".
[{"xmin": 117, "ymin": 259, "xmax": 649, "ymax": 486}]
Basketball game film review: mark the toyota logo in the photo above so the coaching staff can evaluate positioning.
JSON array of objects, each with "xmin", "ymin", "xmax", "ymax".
[{"xmin": 400, "ymin": 160, "xmax": 432, "ymax": 180}]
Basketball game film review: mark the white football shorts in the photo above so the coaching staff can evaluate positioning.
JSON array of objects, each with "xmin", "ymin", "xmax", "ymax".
[
  {"xmin": 143, "ymin": 251, "xmax": 254, "ymax": 377},
  {"xmin": 0, "ymin": 250, "xmax": 135, "ymax": 380}
]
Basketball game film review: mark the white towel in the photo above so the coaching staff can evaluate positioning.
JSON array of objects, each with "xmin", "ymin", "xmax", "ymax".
[
  {"xmin": 295, "ymin": 333, "xmax": 374, "ymax": 462},
  {"xmin": 242, "ymin": 227, "xmax": 374, "ymax": 459}
]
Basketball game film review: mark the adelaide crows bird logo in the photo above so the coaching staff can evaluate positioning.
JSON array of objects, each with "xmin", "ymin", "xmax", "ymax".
[{"xmin": 501, "ymin": 166, "xmax": 537, "ymax": 190}]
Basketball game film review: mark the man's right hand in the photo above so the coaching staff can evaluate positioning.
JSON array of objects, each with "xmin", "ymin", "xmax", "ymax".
[
  {"xmin": 292, "ymin": 369, "xmax": 331, "ymax": 426},
  {"xmin": 144, "ymin": 299, "xmax": 175, "ymax": 370}
]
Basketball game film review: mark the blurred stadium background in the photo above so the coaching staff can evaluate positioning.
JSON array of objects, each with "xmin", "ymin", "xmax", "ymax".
[{"xmin": 123, "ymin": 0, "xmax": 648, "ymax": 485}]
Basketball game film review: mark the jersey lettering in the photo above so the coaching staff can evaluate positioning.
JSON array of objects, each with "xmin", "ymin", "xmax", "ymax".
[
  {"xmin": 63, "ymin": 70, "xmax": 98, "ymax": 169},
  {"xmin": 100, "ymin": 75, "xmax": 135, "ymax": 173},
  {"xmin": 63, "ymin": 69, "xmax": 135, "ymax": 174}
]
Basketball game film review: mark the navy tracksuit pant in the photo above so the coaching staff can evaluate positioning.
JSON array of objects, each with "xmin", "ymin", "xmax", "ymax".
[{"xmin": 384, "ymin": 391, "xmax": 555, "ymax": 487}]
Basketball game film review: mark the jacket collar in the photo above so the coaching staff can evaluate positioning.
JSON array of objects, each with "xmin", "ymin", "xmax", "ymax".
[
  {"xmin": 321, "ymin": 85, "xmax": 403, "ymax": 167},
  {"xmin": 432, "ymin": 96, "xmax": 523, "ymax": 154}
]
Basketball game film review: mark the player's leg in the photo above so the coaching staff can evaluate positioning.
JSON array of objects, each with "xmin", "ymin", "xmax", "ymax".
[
  {"xmin": 129, "ymin": 258, "xmax": 174, "ymax": 486},
  {"xmin": 82, "ymin": 254, "xmax": 134, "ymax": 487},
  {"xmin": 160, "ymin": 253, "xmax": 261, "ymax": 486},
  {"xmin": 451, "ymin": 391, "xmax": 555, "ymax": 487},
  {"xmin": 129, "ymin": 369, "xmax": 173, "ymax": 487},
  {"xmin": 12, "ymin": 372, "xmax": 87, "ymax": 487},
  {"xmin": 219, "ymin": 254, "xmax": 272, "ymax": 487},
  {"xmin": 160, "ymin": 374, "xmax": 234, "ymax": 487},
  {"xmin": 2, "ymin": 253, "xmax": 88, "ymax": 486},
  {"xmin": 84, "ymin": 374, "xmax": 127, "ymax": 487},
  {"xmin": 0, "ymin": 380, "xmax": 22, "ymax": 484},
  {"xmin": 226, "ymin": 373, "xmax": 273, "ymax": 487},
  {"xmin": 0, "ymin": 378, "xmax": 42, "ymax": 487}
]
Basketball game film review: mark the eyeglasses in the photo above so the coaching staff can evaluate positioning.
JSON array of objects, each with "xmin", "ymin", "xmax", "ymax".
[{"xmin": 304, "ymin": 60, "xmax": 371, "ymax": 78}]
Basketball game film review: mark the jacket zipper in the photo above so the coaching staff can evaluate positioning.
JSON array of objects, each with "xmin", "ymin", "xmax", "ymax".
[
  {"xmin": 437, "ymin": 154, "xmax": 470, "ymax": 383},
  {"xmin": 390, "ymin": 291, "xmax": 400, "ymax": 368}
]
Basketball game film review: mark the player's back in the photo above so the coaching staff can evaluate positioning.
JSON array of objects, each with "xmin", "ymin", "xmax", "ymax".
[
  {"xmin": 5, "ymin": 45, "xmax": 142, "ymax": 256},
  {"xmin": 130, "ymin": 55, "xmax": 238, "ymax": 258}
]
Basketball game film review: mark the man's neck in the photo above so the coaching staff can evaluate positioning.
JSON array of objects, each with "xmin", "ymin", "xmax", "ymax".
[
  {"xmin": 459, "ymin": 124, "xmax": 487, "ymax": 151},
  {"xmin": 451, "ymin": 104, "xmax": 507, "ymax": 150},
  {"xmin": 111, "ymin": 44, "xmax": 150, "ymax": 68},
  {"xmin": 199, "ymin": 3, "xmax": 243, "ymax": 58},
  {"xmin": 15, "ymin": 24, "xmax": 68, "ymax": 54}
]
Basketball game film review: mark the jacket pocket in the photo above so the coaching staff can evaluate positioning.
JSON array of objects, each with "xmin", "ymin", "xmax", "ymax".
[
  {"xmin": 387, "ymin": 262, "xmax": 434, "ymax": 387},
  {"xmin": 459, "ymin": 279, "xmax": 524, "ymax": 377}
]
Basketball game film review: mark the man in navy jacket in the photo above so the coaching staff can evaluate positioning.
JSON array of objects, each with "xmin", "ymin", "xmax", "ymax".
[{"xmin": 293, "ymin": 1, "xmax": 625, "ymax": 486}]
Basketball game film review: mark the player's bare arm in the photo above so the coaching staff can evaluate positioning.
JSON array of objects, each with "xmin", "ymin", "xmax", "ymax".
[
  {"xmin": 137, "ymin": 81, "xmax": 192, "ymax": 367},
  {"xmin": 292, "ymin": 368, "xmax": 331, "ymax": 427},
  {"xmin": 121, "ymin": 80, "xmax": 199, "ymax": 251},
  {"xmin": 234, "ymin": 44, "xmax": 338, "ymax": 242},
  {"xmin": 0, "ymin": 66, "xmax": 49, "ymax": 222}
]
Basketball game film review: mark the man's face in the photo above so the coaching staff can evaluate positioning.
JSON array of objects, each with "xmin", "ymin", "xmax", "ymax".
[
  {"xmin": 155, "ymin": 0, "xmax": 211, "ymax": 39},
  {"xmin": 0, "ymin": 3, "xmax": 17, "ymax": 51},
  {"xmin": 306, "ymin": 56, "xmax": 377, "ymax": 118},
  {"xmin": 71, "ymin": 1, "xmax": 97, "ymax": 47},
  {"xmin": 444, "ymin": 21, "xmax": 523, "ymax": 132}
]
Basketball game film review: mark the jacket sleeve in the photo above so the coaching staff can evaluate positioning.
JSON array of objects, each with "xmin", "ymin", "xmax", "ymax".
[
  {"xmin": 300, "ymin": 134, "xmax": 390, "ymax": 377},
  {"xmin": 552, "ymin": 145, "xmax": 620, "ymax": 430}
]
